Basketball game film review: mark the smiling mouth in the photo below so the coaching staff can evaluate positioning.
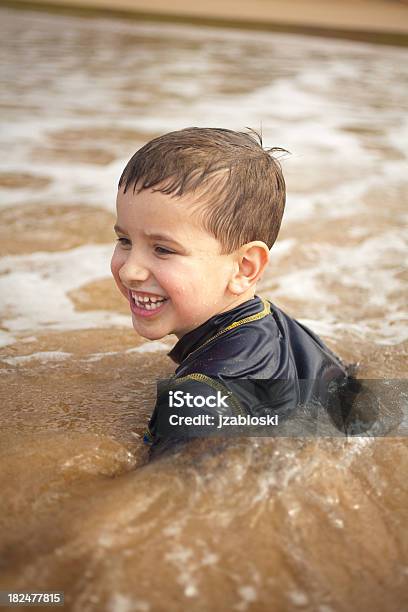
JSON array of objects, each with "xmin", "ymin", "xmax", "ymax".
[{"xmin": 128, "ymin": 290, "xmax": 169, "ymax": 313}]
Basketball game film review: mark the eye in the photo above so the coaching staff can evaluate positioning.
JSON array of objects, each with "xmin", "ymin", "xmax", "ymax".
[
  {"xmin": 155, "ymin": 246, "xmax": 175, "ymax": 255},
  {"xmin": 116, "ymin": 237, "xmax": 131, "ymax": 247}
]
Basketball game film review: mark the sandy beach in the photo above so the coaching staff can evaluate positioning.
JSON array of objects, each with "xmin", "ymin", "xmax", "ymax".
[{"xmin": 6, "ymin": 0, "xmax": 408, "ymax": 43}]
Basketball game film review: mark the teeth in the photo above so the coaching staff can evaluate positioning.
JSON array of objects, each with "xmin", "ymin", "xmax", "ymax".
[
  {"xmin": 130, "ymin": 291, "xmax": 167, "ymax": 310},
  {"xmin": 141, "ymin": 300, "xmax": 163, "ymax": 311}
]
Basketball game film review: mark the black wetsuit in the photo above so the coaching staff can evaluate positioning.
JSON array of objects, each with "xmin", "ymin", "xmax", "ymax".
[{"xmin": 144, "ymin": 295, "xmax": 348, "ymax": 457}]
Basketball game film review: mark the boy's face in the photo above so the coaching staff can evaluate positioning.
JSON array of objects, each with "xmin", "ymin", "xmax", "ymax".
[{"xmin": 111, "ymin": 185, "xmax": 238, "ymax": 341}]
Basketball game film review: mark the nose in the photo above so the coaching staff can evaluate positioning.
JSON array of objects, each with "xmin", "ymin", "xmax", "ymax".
[{"xmin": 118, "ymin": 249, "xmax": 150, "ymax": 287}]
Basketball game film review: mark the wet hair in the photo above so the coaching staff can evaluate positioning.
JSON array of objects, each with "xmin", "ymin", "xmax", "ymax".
[{"xmin": 118, "ymin": 127, "xmax": 287, "ymax": 254}]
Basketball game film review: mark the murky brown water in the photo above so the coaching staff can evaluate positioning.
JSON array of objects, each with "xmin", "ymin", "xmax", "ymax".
[{"xmin": 0, "ymin": 6, "xmax": 407, "ymax": 611}]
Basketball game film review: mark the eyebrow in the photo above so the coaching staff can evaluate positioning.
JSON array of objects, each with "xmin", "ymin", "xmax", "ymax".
[{"xmin": 114, "ymin": 225, "xmax": 184, "ymax": 249}]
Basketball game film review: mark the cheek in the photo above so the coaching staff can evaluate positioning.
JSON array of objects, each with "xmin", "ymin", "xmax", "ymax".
[
  {"xmin": 156, "ymin": 265, "xmax": 195, "ymax": 306},
  {"xmin": 157, "ymin": 257, "xmax": 228, "ymax": 306},
  {"xmin": 110, "ymin": 248, "xmax": 121, "ymax": 278},
  {"xmin": 164, "ymin": 268, "xmax": 214, "ymax": 310},
  {"xmin": 110, "ymin": 249, "xmax": 127, "ymax": 295}
]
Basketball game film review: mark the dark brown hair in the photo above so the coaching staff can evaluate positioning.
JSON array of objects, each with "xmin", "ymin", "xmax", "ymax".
[{"xmin": 118, "ymin": 127, "xmax": 287, "ymax": 254}]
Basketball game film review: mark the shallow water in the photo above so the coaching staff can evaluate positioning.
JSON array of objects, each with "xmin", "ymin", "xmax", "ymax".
[{"xmin": 0, "ymin": 6, "xmax": 407, "ymax": 611}]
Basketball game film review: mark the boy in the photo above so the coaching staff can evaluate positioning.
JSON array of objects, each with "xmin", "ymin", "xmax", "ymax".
[{"xmin": 111, "ymin": 127, "xmax": 348, "ymax": 458}]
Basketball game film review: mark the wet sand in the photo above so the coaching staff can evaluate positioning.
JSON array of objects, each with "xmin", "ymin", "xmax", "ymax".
[{"xmin": 7, "ymin": 0, "xmax": 408, "ymax": 36}]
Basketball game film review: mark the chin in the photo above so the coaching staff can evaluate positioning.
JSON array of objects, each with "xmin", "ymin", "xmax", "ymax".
[{"xmin": 132, "ymin": 322, "xmax": 166, "ymax": 342}]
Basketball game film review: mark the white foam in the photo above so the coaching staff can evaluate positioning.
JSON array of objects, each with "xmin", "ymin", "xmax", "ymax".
[
  {"xmin": 1, "ymin": 351, "xmax": 72, "ymax": 366},
  {"xmin": 126, "ymin": 341, "xmax": 172, "ymax": 354},
  {"xmin": 0, "ymin": 330, "xmax": 17, "ymax": 349},
  {"xmin": 288, "ymin": 591, "xmax": 309, "ymax": 606},
  {"xmin": 108, "ymin": 594, "xmax": 149, "ymax": 612},
  {"xmin": 81, "ymin": 340, "xmax": 172, "ymax": 362},
  {"xmin": 264, "ymin": 227, "xmax": 407, "ymax": 344},
  {"xmin": 238, "ymin": 586, "xmax": 257, "ymax": 602},
  {"xmin": 1, "ymin": 6, "xmax": 406, "ymax": 348},
  {"xmin": 0, "ymin": 245, "xmax": 131, "ymax": 334}
]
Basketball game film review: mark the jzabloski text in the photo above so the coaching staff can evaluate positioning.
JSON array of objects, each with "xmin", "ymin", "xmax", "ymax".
[{"xmin": 169, "ymin": 413, "xmax": 279, "ymax": 428}]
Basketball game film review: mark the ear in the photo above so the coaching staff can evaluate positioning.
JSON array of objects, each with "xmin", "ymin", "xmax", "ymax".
[{"xmin": 228, "ymin": 241, "xmax": 270, "ymax": 295}]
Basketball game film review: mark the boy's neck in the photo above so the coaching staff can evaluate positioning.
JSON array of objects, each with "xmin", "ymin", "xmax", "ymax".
[
  {"xmin": 174, "ymin": 289, "xmax": 257, "ymax": 340},
  {"xmin": 217, "ymin": 290, "xmax": 256, "ymax": 317}
]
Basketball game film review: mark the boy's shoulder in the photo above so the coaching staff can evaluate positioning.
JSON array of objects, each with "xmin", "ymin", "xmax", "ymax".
[{"xmin": 171, "ymin": 295, "xmax": 346, "ymax": 382}]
